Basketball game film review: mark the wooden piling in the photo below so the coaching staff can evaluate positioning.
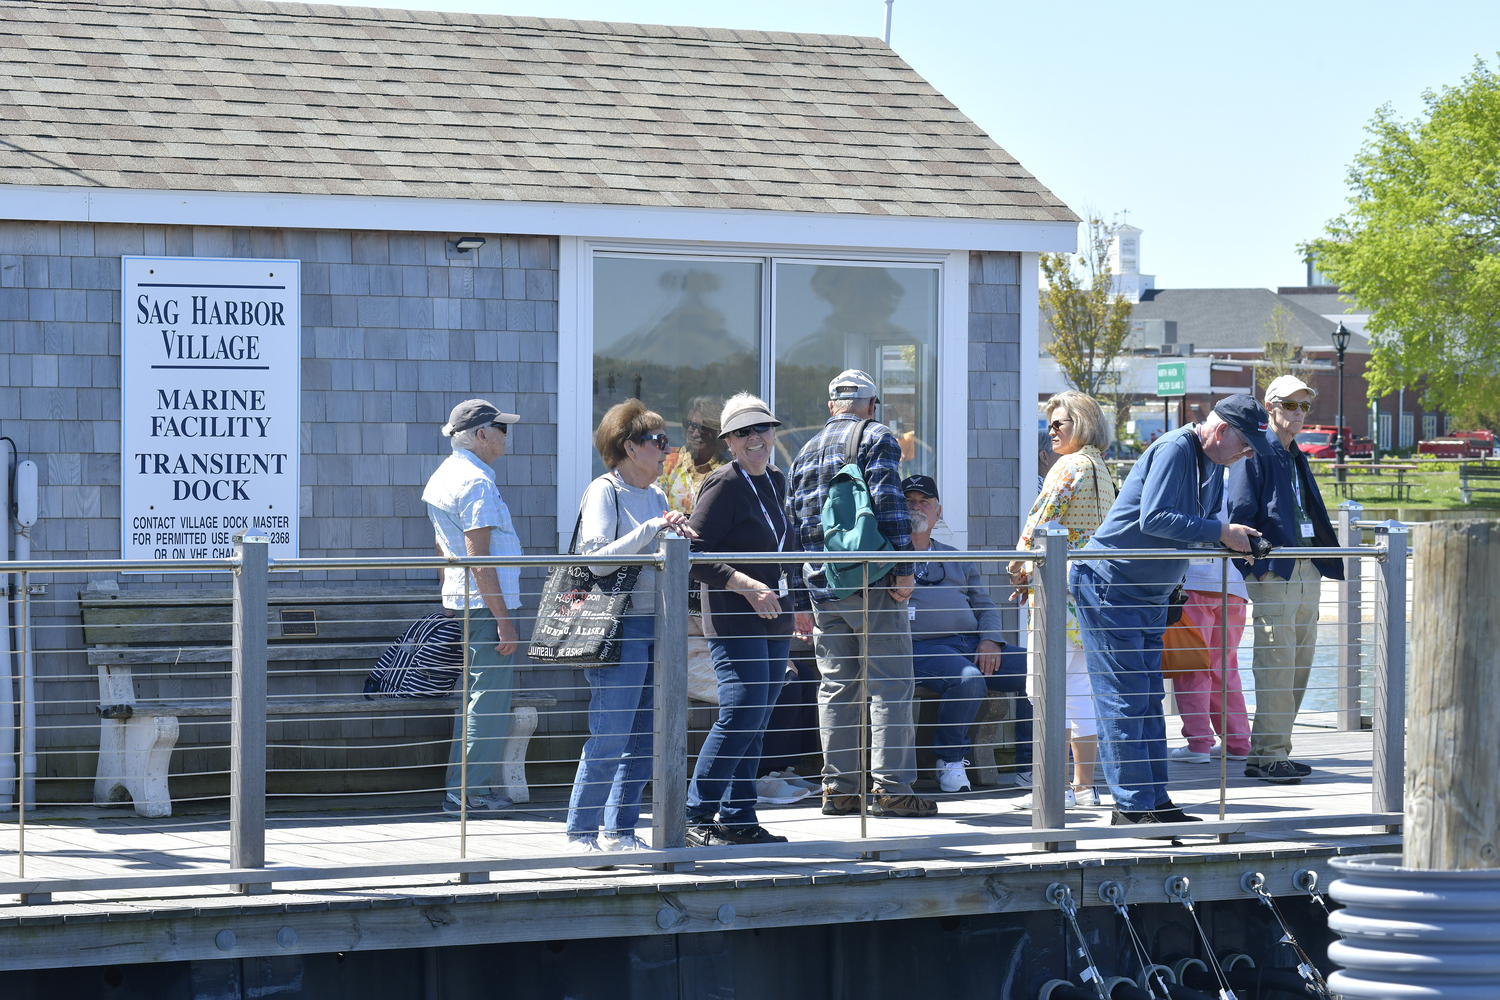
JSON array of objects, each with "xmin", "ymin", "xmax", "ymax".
[{"xmin": 1405, "ymin": 520, "xmax": 1500, "ymax": 869}]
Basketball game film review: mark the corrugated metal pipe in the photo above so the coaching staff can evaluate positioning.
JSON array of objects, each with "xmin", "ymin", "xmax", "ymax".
[{"xmin": 1327, "ymin": 855, "xmax": 1500, "ymax": 999}]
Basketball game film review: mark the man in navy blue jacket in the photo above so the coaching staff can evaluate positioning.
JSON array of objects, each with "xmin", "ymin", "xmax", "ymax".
[
  {"xmin": 1226, "ymin": 376, "xmax": 1344, "ymax": 784},
  {"xmin": 1071, "ymin": 395, "xmax": 1269, "ymax": 830}
]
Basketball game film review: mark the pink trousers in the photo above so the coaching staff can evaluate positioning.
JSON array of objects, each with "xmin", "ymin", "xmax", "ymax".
[{"xmin": 1174, "ymin": 591, "xmax": 1251, "ymax": 756}]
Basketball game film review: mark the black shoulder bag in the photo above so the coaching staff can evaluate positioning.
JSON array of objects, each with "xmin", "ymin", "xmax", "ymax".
[{"xmin": 528, "ymin": 479, "xmax": 642, "ymax": 666}]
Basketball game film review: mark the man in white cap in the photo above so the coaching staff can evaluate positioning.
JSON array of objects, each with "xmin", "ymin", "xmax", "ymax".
[
  {"xmin": 787, "ymin": 369, "xmax": 935, "ymax": 818},
  {"xmin": 422, "ymin": 398, "xmax": 523, "ymax": 815},
  {"xmin": 1226, "ymin": 375, "xmax": 1344, "ymax": 784}
]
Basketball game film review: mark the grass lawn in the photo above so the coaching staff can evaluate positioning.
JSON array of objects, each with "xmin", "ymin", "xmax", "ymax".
[{"xmin": 1309, "ymin": 463, "xmax": 1500, "ymax": 511}]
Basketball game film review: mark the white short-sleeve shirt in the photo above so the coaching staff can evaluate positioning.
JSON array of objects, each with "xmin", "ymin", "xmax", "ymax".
[{"xmin": 421, "ymin": 448, "xmax": 523, "ymax": 610}]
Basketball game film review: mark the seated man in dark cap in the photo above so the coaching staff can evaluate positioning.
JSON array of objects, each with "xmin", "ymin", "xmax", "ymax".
[
  {"xmin": 903, "ymin": 475, "xmax": 1032, "ymax": 794},
  {"xmin": 1069, "ymin": 395, "xmax": 1268, "ymax": 831}
]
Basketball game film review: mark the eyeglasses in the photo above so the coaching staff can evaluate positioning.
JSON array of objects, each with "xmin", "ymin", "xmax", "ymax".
[
  {"xmin": 1049, "ymin": 418, "xmax": 1073, "ymax": 432},
  {"xmin": 731, "ymin": 423, "xmax": 775, "ymax": 439},
  {"xmin": 684, "ymin": 420, "xmax": 714, "ymax": 436},
  {"xmin": 914, "ymin": 561, "xmax": 946, "ymax": 585},
  {"xmin": 488, "ymin": 422, "xmax": 508, "ymax": 434},
  {"xmin": 1277, "ymin": 400, "xmax": 1313, "ymax": 413},
  {"xmin": 636, "ymin": 432, "xmax": 670, "ymax": 450}
]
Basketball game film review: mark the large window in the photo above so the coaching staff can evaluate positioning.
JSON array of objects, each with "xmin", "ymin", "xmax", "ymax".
[
  {"xmin": 592, "ymin": 255, "xmax": 762, "ymax": 476},
  {"xmin": 773, "ymin": 263, "xmax": 939, "ymax": 477}
]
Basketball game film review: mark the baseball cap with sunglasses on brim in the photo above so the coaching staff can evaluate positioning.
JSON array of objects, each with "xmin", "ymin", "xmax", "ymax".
[{"xmin": 828, "ymin": 369, "xmax": 879, "ymax": 402}]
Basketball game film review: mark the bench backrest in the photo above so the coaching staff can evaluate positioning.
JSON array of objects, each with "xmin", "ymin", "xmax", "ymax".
[{"xmin": 81, "ymin": 588, "xmax": 443, "ymax": 647}]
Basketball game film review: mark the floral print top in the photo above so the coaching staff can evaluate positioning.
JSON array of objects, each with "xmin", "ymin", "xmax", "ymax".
[
  {"xmin": 1017, "ymin": 445, "xmax": 1114, "ymax": 646},
  {"xmin": 657, "ymin": 447, "xmax": 725, "ymax": 517}
]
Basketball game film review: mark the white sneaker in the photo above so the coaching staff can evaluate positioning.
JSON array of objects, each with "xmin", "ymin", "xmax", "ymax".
[
  {"xmin": 1015, "ymin": 787, "xmax": 1076, "ymax": 810},
  {"xmin": 564, "ymin": 836, "xmax": 615, "ymax": 870},
  {"xmin": 937, "ymin": 760, "xmax": 972, "ymax": 793},
  {"xmin": 1073, "ymin": 786, "xmax": 1102, "ymax": 807},
  {"xmin": 1010, "ymin": 770, "xmax": 1034, "ymax": 788},
  {"xmin": 1169, "ymin": 746, "xmax": 1211, "ymax": 764},
  {"xmin": 601, "ymin": 831, "xmax": 650, "ymax": 852},
  {"xmin": 771, "ymin": 768, "xmax": 819, "ymax": 792},
  {"xmin": 756, "ymin": 775, "xmax": 813, "ymax": 805},
  {"xmin": 1210, "ymin": 744, "xmax": 1249, "ymax": 761}
]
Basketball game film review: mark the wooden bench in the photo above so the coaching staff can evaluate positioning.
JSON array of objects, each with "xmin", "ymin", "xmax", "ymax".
[
  {"xmin": 1459, "ymin": 462, "xmax": 1500, "ymax": 504},
  {"xmin": 81, "ymin": 586, "xmax": 553, "ymax": 817}
]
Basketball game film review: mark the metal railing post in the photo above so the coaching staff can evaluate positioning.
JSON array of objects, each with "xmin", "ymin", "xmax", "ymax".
[
  {"xmin": 652, "ymin": 535, "xmax": 689, "ymax": 863},
  {"xmin": 1372, "ymin": 520, "xmax": 1407, "ymax": 831},
  {"xmin": 1031, "ymin": 524, "xmax": 1072, "ymax": 851},
  {"xmin": 231, "ymin": 530, "xmax": 269, "ymax": 883},
  {"xmin": 1337, "ymin": 501, "xmax": 1364, "ymax": 732}
]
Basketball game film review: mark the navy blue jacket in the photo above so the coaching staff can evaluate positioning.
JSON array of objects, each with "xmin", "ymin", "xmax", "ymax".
[{"xmin": 1225, "ymin": 433, "xmax": 1344, "ymax": 583}]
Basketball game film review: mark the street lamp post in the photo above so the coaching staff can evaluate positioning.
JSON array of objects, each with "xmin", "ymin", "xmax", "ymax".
[{"xmin": 1333, "ymin": 321, "xmax": 1352, "ymax": 485}]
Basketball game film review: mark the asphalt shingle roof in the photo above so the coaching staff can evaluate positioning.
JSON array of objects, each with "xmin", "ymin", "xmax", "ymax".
[
  {"xmin": 1129, "ymin": 288, "xmax": 1367, "ymax": 353},
  {"xmin": 0, "ymin": 0, "xmax": 1077, "ymax": 222}
]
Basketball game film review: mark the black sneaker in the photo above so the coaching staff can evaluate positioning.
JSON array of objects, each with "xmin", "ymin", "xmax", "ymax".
[
  {"xmin": 686, "ymin": 823, "xmax": 741, "ymax": 847},
  {"xmin": 730, "ymin": 824, "xmax": 789, "ymax": 845},
  {"xmin": 1109, "ymin": 809, "xmax": 1182, "ymax": 841},
  {"xmin": 1288, "ymin": 760, "xmax": 1313, "ymax": 777},
  {"xmin": 1245, "ymin": 760, "xmax": 1302, "ymax": 784},
  {"xmin": 1151, "ymin": 805, "xmax": 1203, "ymax": 824}
]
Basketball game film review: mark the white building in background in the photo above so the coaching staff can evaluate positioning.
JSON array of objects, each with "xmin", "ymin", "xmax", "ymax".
[{"xmin": 1108, "ymin": 223, "xmax": 1155, "ymax": 303}]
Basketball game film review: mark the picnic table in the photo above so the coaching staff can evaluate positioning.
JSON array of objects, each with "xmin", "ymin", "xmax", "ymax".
[{"xmin": 1327, "ymin": 463, "xmax": 1419, "ymax": 502}]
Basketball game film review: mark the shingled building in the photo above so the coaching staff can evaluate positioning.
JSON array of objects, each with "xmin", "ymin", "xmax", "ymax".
[{"xmin": 0, "ymin": 0, "xmax": 1076, "ymax": 799}]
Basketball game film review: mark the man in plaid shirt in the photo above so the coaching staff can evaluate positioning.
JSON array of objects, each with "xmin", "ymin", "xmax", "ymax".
[{"xmin": 787, "ymin": 369, "xmax": 935, "ymax": 818}]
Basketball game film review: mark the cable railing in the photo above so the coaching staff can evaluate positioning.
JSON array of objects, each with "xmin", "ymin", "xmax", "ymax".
[{"xmin": 0, "ymin": 510, "xmax": 1410, "ymax": 903}]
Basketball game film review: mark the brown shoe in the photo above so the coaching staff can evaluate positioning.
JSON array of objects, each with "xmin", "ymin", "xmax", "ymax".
[
  {"xmin": 871, "ymin": 793, "xmax": 938, "ymax": 817},
  {"xmin": 821, "ymin": 789, "xmax": 861, "ymax": 816}
]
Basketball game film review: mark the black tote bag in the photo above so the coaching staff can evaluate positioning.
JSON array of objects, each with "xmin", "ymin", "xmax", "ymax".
[{"xmin": 528, "ymin": 480, "xmax": 641, "ymax": 666}]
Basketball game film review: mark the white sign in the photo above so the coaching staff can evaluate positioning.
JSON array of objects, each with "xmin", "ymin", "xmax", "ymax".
[{"xmin": 121, "ymin": 256, "xmax": 300, "ymax": 561}]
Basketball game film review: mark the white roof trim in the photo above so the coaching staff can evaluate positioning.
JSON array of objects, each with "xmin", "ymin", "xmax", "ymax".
[{"xmin": 0, "ymin": 185, "xmax": 1078, "ymax": 254}]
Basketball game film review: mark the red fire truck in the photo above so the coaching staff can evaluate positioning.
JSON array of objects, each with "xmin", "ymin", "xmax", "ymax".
[
  {"xmin": 1418, "ymin": 430, "xmax": 1496, "ymax": 458},
  {"xmin": 1294, "ymin": 425, "xmax": 1373, "ymax": 459}
]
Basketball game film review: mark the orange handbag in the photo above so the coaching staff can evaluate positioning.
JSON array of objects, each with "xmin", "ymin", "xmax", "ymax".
[{"xmin": 1161, "ymin": 616, "xmax": 1211, "ymax": 679}]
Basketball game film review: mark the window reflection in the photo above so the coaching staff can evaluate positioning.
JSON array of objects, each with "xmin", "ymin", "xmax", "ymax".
[
  {"xmin": 592, "ymin": 257, "xmax": 761, "ymax": 480},
  {"xmin": 774, "ymin": 263, "xmax": 939, "ymax": 477}
]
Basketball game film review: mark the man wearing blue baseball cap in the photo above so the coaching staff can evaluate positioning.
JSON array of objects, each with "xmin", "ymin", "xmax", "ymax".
[{"xmin": 1069, "ymin": 394, "xmax": 1269, "ymax": 833}]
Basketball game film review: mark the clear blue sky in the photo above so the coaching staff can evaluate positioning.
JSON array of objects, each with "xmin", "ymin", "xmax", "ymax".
[{"xmin": 355, "ymin": 0, "xmax": 1500, "ymax": 290}]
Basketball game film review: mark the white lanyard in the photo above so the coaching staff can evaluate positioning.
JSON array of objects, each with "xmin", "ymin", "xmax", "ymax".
[{"xmin": 736, "ymin": 462, "xmax": 786, "ymax": 552}]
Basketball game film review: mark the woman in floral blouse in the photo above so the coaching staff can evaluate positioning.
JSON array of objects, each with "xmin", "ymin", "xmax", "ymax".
[
  {"xmin": 1008, "ymin": 390, "xmax": 1116, "ymax": 807},
  {"xmin": 658, "ymin": 395, "xmax": 727, "ymax": 517}
]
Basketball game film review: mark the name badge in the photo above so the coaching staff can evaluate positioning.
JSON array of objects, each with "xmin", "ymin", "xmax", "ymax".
[
  {"xmin": 778, "ymin": 575, "xmax": 789, "ymax": 598},
  {"xmin": 908, "ymin": 605, "xmax": 916, "ymax": 621},
  {"xmin": 1300, "ymin": 521, "xmax": 1315, "ymax": 539}
]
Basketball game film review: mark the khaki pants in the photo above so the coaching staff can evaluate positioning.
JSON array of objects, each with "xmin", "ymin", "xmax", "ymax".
[
  {"xmin": 1245, "ymin": 560, "xmax": 1321, "ymax": 766},
  {"xmin": 812, "ymin": 587, "xmax": 917, "ymax": 795}
]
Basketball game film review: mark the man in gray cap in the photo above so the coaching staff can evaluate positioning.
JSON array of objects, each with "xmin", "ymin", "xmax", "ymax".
[
  {"xmin": 787, "ymin": 369, "xmax": 934, "ymax": 818},
  {"xmin": 422, "ymin": 398, "xmax": 523, "ymax": 815}
]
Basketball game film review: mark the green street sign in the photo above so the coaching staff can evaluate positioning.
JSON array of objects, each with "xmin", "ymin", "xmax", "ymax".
[{"xmin": 1156, "ymin": 361, "xmax": 1186, "ymax": 397}]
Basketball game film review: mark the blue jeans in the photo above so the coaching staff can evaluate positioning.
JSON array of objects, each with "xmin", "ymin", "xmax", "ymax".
[
  {"xmin": 565, "ymin": 615, "xmax": 655, "ymax": 838},
  {"xmin": 687, "ymin": 634, "xmax": 791, "ymax": 829},
  {"xmin": 912, "ymin": 634, "xmax": 1032, "ymax": 766},
  {"xmin": 1071, "ymin": 564, "xmax": 1170, "ymax": 813}
]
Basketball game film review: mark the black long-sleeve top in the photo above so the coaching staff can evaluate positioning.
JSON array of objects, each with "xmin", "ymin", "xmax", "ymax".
[{"xmin": 687, "ymin": 461, "xmax": 799, "ymax": 638}]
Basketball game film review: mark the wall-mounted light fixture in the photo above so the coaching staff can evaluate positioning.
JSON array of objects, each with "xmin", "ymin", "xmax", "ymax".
[{"xmin": 453, "ymin": 236, "xmax": 486, "ymax": 252}]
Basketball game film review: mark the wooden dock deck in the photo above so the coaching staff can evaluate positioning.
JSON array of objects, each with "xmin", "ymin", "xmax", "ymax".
[{"xmin": 0, "ymin": 727, "xmax": 1397, "ymax": 972}]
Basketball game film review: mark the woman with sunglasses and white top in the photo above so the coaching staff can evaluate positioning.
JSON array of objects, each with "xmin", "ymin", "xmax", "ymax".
[
  {"xmin": 564, "ymin": 398, "xmax": 697, "ymax": 862},
  {"xmin": 1008, "ymin": 390, "xmax": 1116, "ymax": 807},
  {"xmin": 682, "ymin": 393, "xmax": 805, "ymax": 847}
]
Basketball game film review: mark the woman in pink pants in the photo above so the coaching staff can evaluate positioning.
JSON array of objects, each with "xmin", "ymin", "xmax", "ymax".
[{"xmin": 1170, "ymin": 553, "xmax": 1252, "ymax": 762}]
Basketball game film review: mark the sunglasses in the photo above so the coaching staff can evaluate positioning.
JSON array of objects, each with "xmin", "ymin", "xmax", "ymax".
[
  {"xmin": 684, "ymin": 420, "xmax": 715, "ymax": 435},
  {"xmin": 731, "ymin": 423, "xmax": 776, "ymax": 439},
  {"xmin": 489, "ymin": 422, "xmax": 508, "ymax": 434},
  {"xmin": 1049, "ymin": 418, "xmax": 1073, "ymax": 432},
  {"xmin": 1278, "ymin": 400, "xmax": 1313, "ymax": 413},
  {"xmin": 636, "ymin": 432, "xmax": 670, "ymax": 449}
]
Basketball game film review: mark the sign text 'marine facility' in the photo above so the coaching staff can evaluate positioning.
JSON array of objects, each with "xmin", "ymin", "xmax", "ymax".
[{"xmin": 121, "ymin": 256, "xmax": 301, "ymax": 561}]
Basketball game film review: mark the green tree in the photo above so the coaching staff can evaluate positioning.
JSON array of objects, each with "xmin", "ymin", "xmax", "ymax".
[
  {"xmin": 1306, "ymin": 58, "xmax": 1500, "ymax": 425},
  {"xmin": 1257, "ymin": 303, "xmax": 1314, "ymax": 391},
  {"xmin": 1041, "ymin": 214, "xmax": 1136, "ymax": 433}
]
